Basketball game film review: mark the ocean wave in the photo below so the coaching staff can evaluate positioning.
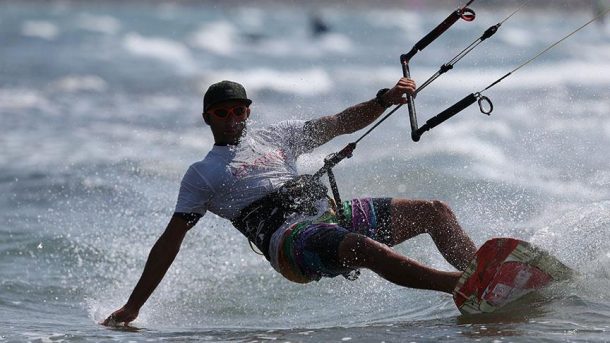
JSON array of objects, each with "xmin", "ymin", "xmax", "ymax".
[
  {"xmin": 122, "ymin": 32, "xmax": 197, "ymax": 73},
  {"xmin": 249, "ymin": 33, "xmax": 353, "ymax": 58},
  {"xmin": 0, "ymin": 88, "xmax": 50, "ymax": 111},
  {"xmin": 188, "ymin": 21, "xmax": 238, "ymax": 56},
  {"xmin": 75, "ymin": 13, "xmax": 122, "ymax": 35},
  {"xmin": 21, "ymin": 20, "xmax": 59, "ymax": 40},
  {"xmin": 50, "ymin": 75, "xmax": 108, "ymax": 93},
  {"xmin": 363, "ymin": 9, "xmax": 424, "ymax": 36},
  {"xmin": 377, "ymin": 60, "xmax": 610, "ymax": 92},
  {"xmin": 285, "ymin": 57, "xmax": 610, "ymax": 98},
  {"xmin": 188, "ymin": 20, "xmax": 353, "ymax": 58},
  {"xmin": 2, "ymin": 3, "xmax": 610, "ymax": 340},
  {"xmin": 200, "ymin": 68, "xmax": 333, "ymax": 96},
  {"xmin": 497, "ymin": 26, "xmax": 539, "ymax": 48}
]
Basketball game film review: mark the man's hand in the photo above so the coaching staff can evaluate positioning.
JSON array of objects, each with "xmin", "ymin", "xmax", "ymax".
[
  {"xmin": 101, "ymin": 305, "xmax": 139, "ymax": 327},
  {"xmin": 100, "ymin": 216, "xmax": 193, "ymax": 328},
  {"xmin": 382, "ymin": 77, "xmax": 417, "ymax": 105}
]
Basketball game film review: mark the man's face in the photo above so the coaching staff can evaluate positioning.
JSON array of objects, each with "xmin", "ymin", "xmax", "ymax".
[{"xmin": 204, "ymin": 100, "xmax": 251, "ymax": 145}]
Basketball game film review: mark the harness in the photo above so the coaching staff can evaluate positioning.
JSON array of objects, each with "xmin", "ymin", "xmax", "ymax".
[{"xmin": 231, "ymin": 174, "xmax": 329, "ymax": 259}]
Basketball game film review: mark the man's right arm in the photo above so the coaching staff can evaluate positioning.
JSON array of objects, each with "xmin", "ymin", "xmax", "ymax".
[
  {"xmin": 302, "ymin": 78, "xmax": 416, "ymax": 147},
  {"xmin": 101, "ymin": 214, "xmax": 198, "ymax": 326}
]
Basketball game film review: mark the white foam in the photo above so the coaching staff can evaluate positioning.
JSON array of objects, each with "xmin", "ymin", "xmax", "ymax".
[
  {"xmin": 364, "ymin": 9, "xmax": 425, "ymax": 38},
  {"xmin": 21, "ymin": 20, "xmax": 59, "ymax": 40},
  {"xmin": 501, "ymin": 61, "xmax": 610, "ymax": 88},
  {"xmin": 188, "ymin": 21, "xmax": 238, "ymax": 55},
  {"xmin": 356, "ymin": 111, "xmax": 607, "ymax": 201},
  {"xmin": 319, "ymin": 60, "xmax": 606, "ymax": 96},
  {"xmin": 408, "ymin": 60, "xmax": 610, "ymax": 92},
  {"xmin": 201, "ymin": 68, "xmax": 333, "ymax": 96},
  {"xmin": 410, "ymin": 132, "xmax": 510, "ymax": 169},
  {"xmin": 50, "ymin": 75, "xmax": 108, "ymax": 93},
  {"xmin": 333, "ymin": 66, "xmax": 406, "ymax": 87},
  {"xmin": 139, "ymin": 94, "xmax": 183, "ymax": 112},
  {"xmin": 579, "ymin": 42, "xmax": 610, "ymax": 62},
  {"xmin": 313, "ymin": 33, "xmax": 353, "ymax": 54},
  {"xmin": 529, "ymin": 201, "xmax": 610, "ymax": 267},
  {"xmin": 76, "ymin": 14, "xmax": 121, "ymax": 34},
  {"xmin": 188, "ymin": 19, "xmax": 352, "ymax": 58},
  {"xmin": 245, "ymin": 36, "xmax": 338, "ymax": 58},
  {"xmin": 122, "ymin": 32, "xmax": 197, "ymax": 73},
  {"xmin": 0, "ymin": 88, "xmax": 50, "ymax": 111},
  {"xmin": 234, "ymin": 7, "xmax": 265, "ymax": 32},
  {"xmin": 498, "ymin": 26, "xmax": 536, "ymax": 48}
]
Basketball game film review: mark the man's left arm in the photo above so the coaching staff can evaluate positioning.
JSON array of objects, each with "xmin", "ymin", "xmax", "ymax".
[{"xmin": 303, "ymin": 77, "xmax": 416, "ymax": 146}]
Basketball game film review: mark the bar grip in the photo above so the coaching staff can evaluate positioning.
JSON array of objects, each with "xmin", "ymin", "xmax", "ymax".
[
  {"xmin": 412, "ymin": 93, "xmax": 477, "ymax": 141},
  {"xmin": 401, "ymin": 61, "xmax": 419, "ymax": 141},
  {"xmin": 402, "ymin": 10, "xmax": 462, "ymax": 62}
]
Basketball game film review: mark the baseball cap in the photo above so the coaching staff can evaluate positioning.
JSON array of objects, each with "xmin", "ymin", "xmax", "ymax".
[{"xmin": 203, "ymin": 80, "xmax": 252, "ymax": 112}]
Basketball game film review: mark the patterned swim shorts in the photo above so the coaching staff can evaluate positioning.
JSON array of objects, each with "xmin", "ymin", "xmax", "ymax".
[{"xmin": 268, "ymin": 197, "xmax": 393, "ymax": 283}]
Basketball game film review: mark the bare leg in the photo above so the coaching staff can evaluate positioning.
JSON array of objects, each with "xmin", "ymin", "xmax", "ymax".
[
  {"xmin": 387, "ymin": 199, "xmax": 476, "ymax": 271},
  {"xmin": 337, "ymin": 233, "xmax": 460, "ymax": 294}
]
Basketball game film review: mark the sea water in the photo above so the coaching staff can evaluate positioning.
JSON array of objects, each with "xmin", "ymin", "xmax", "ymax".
[{"xmin": 1, "ymin": 1, "xmax": 609, "ymax": 342}]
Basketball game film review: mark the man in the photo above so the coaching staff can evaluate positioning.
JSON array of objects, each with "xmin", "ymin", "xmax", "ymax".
[{"xmin": 102, "ymin": 78, "xmax": 477, "ymax": 326}]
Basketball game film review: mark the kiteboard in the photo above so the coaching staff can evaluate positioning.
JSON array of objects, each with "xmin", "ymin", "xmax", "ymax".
[{"xmin": 453, "ymin": 237, "xmax": 574, "ymax": 315}]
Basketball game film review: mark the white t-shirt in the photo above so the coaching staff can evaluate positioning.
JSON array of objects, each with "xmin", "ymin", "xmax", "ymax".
[{"xmin": 174, "ymin": 120, "xmax": 319, "ymax": 220}]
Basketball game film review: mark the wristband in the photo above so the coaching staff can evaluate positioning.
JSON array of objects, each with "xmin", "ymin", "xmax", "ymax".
[{"xmin": 375, "ymin": 88, "xmax": 391, "ymax": 108}]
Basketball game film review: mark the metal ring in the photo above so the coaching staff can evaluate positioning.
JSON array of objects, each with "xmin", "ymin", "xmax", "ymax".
[{"xmin": 477, "ymin": 95, "xmax": 493, "ymax": 115}]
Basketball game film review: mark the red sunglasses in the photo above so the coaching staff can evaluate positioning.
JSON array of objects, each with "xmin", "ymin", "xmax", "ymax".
[{"xmin": 208, "ymin": 105, "xmax": 248, "ymax": 119}]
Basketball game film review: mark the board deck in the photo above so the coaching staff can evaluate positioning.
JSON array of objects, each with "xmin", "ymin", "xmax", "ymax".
[{"xmin": 453, "ymin": 238, "xmax": 574, "ymax": 315}]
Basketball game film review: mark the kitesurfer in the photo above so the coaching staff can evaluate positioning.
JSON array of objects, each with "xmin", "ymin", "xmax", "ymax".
[{"xmin": 102, "ymin": 78, "xmax": 476, "ymax": 326}]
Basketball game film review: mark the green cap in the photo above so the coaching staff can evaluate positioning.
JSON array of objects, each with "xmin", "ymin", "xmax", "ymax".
[{"xmin": 203, "ymin": 80, "xmax": 252, "ymax": 112}]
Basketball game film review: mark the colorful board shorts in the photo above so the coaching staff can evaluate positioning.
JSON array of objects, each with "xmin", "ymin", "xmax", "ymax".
[{"xmin": 268, "ymin": 198, "xmax": 393, "ymax": 283}]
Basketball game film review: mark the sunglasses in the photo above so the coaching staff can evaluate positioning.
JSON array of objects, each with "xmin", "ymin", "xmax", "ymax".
[{"xmin": 208, "ymin": 105, "xmax": 248, "ymax": 119}]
